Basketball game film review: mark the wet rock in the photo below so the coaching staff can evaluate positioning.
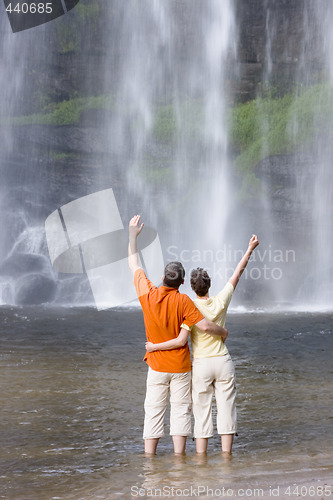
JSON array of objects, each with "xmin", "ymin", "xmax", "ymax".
[
  {"xmin": 14, "ymin": 274, "xmax": 57, "ymax": 305},
  {"xmin": 0, "ymin": 253, "xmax": 51, "ymax": 278}
]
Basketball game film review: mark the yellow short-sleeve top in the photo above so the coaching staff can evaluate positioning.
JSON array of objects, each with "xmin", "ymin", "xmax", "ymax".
[{"xmin": 182, "ymin": 282, "xmax": 234, "ymax": 358}]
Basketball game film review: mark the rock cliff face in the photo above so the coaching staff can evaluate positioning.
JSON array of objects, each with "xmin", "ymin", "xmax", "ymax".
[
  {"xmin": 18, "ymin": 0, "xmax": 326, "ymax": 110},
  {"xmin": 28, "ymin": 1, "xmax": 325, "ymax": 105},
  {"xmin": 235, "ymin": 0, "xmax": 324, "ymax": 100}
]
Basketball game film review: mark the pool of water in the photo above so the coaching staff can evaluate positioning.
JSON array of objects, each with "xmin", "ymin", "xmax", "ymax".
[{"xmin": 0, "ymin": 307, "xmax": 332, "ymax": 499}]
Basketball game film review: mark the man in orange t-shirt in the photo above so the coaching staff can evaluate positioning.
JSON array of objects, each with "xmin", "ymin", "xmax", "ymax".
[{"xmin": 128, "ymin": 215, "xmax": 228, "ymax": 455}]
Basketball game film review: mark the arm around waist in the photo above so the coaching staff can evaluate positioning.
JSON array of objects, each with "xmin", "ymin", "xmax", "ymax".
[{"xmin": 195, "ymin": 318, "xmax": 228, "ymax": 342}]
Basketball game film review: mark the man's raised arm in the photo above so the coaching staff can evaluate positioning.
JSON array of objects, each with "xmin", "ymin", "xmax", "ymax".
[
  {"xmin": 128, "ymin": 214, "xmax": 144, "ymax": 274},
  {"xmin": 228, "ymin": 234, "xmax": 259, "ymax": 290}
]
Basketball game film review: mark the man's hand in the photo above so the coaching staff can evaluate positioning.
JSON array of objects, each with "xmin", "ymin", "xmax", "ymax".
[
  {"xmin": 196, "ymin": 318, "xmax": 228, "ymax": 342},
  {"xmin": 248, "ymin": 234, "xmax": 259, "ymax": 252},
  {"xmin": 128, "ymin": 215, "xmax": 144, "ymax": 274},
  {"xmin": 129, "ymin": 215, "xmax": 144, "ymax": 239}
]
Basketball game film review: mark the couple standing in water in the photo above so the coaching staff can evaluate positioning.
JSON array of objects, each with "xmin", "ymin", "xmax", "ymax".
[{"xmin": 128, "ymin": 215, "xmax": 259, "ymax": 456}]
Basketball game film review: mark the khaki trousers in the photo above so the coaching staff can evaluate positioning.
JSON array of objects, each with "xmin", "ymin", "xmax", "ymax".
[
  {"xmin": 143, "ymin": 367, "xmax": 192, "ymax": 439},
  {"xmin": 192, "ymin": 354, "xmax": 237, "ymax": 438}
]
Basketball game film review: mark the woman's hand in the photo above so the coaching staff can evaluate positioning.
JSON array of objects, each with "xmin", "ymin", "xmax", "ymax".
[
  {"xmin": 145, "ymin": 342, "xmax": 155, "ymax": 352},
  {"xmin": 248, "ymin": 234, "xmax": 259, "ymax": 252}
]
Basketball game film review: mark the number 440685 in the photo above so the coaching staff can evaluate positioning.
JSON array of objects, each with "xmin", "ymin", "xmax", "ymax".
[
  {"xmin": 6, "ymin": 3, "xmax": 53, "ymax": 14},
  {"xmin": 285, "ymin": 485, "xmax": 331, "ymax": 497}
]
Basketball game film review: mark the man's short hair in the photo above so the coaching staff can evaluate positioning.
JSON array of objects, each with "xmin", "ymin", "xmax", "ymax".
[
  {"xmin": 190, "ymin": 268, "xmax": 211, "ymax": 296},
  {"xmin": 163, "ymin": 261, "xmax": 185, "ymax": 288}
]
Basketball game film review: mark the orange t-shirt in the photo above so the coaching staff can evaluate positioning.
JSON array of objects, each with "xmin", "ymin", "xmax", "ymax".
[{"xmin": 134, "ymin": 268, "xmax": 204, "ymax": 373}]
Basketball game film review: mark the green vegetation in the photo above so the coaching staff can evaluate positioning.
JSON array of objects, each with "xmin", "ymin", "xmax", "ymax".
[
  {"xmin": 150, "ymin": 83, "xmax": 333, "ymax": 191},
  {"xmin": 152, "ymin": 100, "xmax": 204, "ymax": 143},
  {"xmin": 152, "ymin": 106, "xmax": 177, "ymax": 143},
  {"xmin": 2, "ymin": 81, "xmax": 332, "ymax": 195},
  {"xmin": 139, "ymin": 151, "xmax": 173, "ymax": 185},
  {"xmin": 1, "ymin": 94, "xmax": 115, "ymax": 126},
  {"xmin": 151, "ymin": 84, "xmax": 333, "ymax": 177},
  {"xmin": 49, "ymin": 152, "xmax": 80, "ymax": 161},
  {"xmin": 230, "ymin": 83, "xmax": 333, "ymax": 172},
  {"xmin": 144, "ymin": 166, "xmax": 172, "ymax": 183},
  {"xmin": 56, "ymin": 0, "xmax": 99, "ymax": 53},
  {"xmin": 76, "ymin": 1, "xmax": 100, "ymax": 22},
  {"xmin": 56, "ymin": 18, "xmax": 78, "ymax": 54}
]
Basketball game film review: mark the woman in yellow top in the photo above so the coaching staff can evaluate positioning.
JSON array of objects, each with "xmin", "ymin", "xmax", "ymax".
[{"xmin": 145, "ymin": 235, "xmax": 259, "ymax": 455}]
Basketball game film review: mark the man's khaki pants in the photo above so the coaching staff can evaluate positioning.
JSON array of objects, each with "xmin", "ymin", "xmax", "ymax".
[{"xmin": 143, "ymin": 367, "xmax": 192, "ymax": 439}]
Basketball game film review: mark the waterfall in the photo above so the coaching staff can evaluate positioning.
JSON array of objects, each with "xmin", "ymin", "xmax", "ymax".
[
  {"xmin": 0, "ymin": 13, "xmax": 55, "ymax": 305},
  {"xmin": 260, "ymin": 0, "xmax": 333, "ymax": 309},
  {"xmin": 103, "ymin": 0, "xmax": 236, "ymax": 295},
  {"xmin": 0, "ymin": 6, "xmax": 93, "ymax": 306},
  {"xmin": 0, "ymin": 1, "xmax": 332, "ymax": 309},
  {"xmin": 308, "ymin": 2, "xmax": 333, "ymax": 307}
]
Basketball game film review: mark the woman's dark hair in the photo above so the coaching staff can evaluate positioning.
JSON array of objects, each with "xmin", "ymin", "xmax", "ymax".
[
  {"xmin": 190, "ymin": 268, "xmax": 211, "ymax": 296},
  {"xmin": 163, "ymin": 261, "xmax": 185, "ymax": 288}
]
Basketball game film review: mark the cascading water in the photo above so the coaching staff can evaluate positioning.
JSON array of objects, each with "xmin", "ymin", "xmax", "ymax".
[
  {"xmin": 308, "ymin": 2, "xmax": 333, "ymax": 307},
  {"xmin": 0, "ymin": 0, "xmax": 332, "ymax": 309},
  {"xmin": 0, "ymin": 6, "xmax": 97, "ymax": 306},
  {"xmin": 105, "ymin": 0, "xmax": 236, "ymax": 296},
  {"xmin": 0, "ymin": 14, "xmax": 55, "ymax": 305},
  {"xmin": 260, "ymin": 0, "xmax": 333, "ymax": 309}
]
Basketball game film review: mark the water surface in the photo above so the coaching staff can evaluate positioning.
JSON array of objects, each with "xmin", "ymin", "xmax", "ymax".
[{"xmin": 0, "ymin": 307, "xmax": 332, "ymax": 499}]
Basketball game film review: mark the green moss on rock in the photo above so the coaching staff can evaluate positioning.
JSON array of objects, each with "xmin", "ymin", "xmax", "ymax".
[
  {"xmin": 1, "ymin": 94, "xmax": 115, "ymax": 126},
  {"xmin": 230, "ymin": 83, "xmax": 333, "ymax": 172}
]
